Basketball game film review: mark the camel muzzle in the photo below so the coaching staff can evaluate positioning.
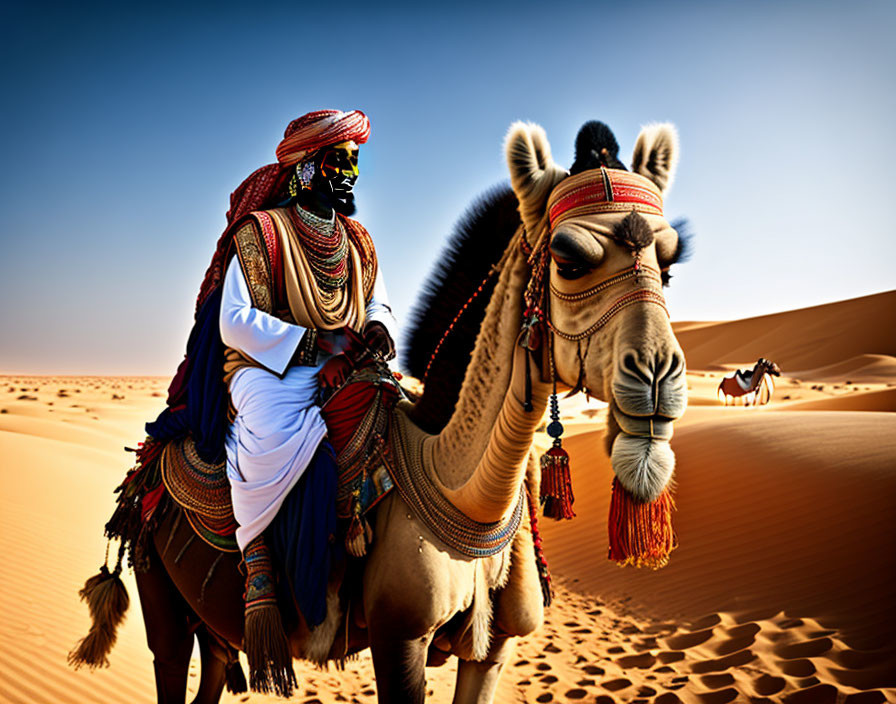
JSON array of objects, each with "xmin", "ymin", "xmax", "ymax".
[{"xmin": 611, "ymin": 349, "xmax": 688, "ymax": 423}]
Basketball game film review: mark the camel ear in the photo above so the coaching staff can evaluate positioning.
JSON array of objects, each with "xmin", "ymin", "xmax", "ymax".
[
  {"xmin": 631, "ymin": 123, "xmax": 679, "ymax": 195},
  {"xmin": 505, "ymin": 121, "xmax": 568, "ymax": 233}
]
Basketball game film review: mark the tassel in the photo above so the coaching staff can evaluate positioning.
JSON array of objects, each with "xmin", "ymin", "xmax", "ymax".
[
  {"xmin": 540, "ymin": 445, "xmax": 575, "ymax": 520},
  {"xmin": 242, "ymin": 537, "xmax": 295, "ymax": 697},
  {"xmin": 68, "ymin": 544, "xmax": 130, "ymax": 669},
  {"xmin": 345, "ymin": 514, "xmax": 373, "ymax": 558},
  {"xmin": 607, "ymin": 477, "xmax": 677, "ymax": 569},
  {"xmin": 244, "ymin": 606, "xmax": 296, "ymax": 697},
  {"xmin": 540, "ymin": 390, "xmax": 575, "ymax": 520}
]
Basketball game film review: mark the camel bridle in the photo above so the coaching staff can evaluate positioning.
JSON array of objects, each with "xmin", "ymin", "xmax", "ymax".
[{"xmin": 521, "ymin": 225, "xmax": 669, "ymax": 358}]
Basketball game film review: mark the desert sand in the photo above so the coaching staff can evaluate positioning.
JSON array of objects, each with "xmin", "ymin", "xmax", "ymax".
[{"xmin": 1, "ymin": 290, "xmax": 894, "ymax": 703}]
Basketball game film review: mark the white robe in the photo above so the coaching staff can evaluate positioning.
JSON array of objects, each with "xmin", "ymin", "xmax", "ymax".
[{"xmin": 220, "ymin": 256, "xmax": 397, "ymax": 551}]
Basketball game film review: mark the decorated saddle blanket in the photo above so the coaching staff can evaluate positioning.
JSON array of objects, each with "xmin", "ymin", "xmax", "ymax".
[{"xmin": 108, "ymin": 359, "xmax": 404, "ymax": 563}]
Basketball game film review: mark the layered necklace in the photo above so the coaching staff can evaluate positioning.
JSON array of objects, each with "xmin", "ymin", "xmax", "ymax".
[{"xmin": 290, "ymin": 203, "xmax": 350, "ymax": 291}]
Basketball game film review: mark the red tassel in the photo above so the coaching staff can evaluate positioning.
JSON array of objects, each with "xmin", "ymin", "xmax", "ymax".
[
  {"xmin": 540, "ymin": 445, "xmax": 575, "ymax": 520},
  {"xmin": 607, "ymin": 477, "xmax": 677, "ymax": 569}
]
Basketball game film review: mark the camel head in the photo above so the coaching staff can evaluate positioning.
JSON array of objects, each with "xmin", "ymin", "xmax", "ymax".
[
  {"xmin": 506, "ymin": 120, "xmax": 689, "ymax": 502},
  {"xmin": 760, "ymin": 358, "xmax": 782, "ymax": 376}
]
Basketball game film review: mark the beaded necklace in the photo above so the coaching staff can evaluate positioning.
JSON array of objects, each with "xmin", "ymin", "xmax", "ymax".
[{"xmin": 290, "ymin": 204, "xmax": 350, "ymax": 291}]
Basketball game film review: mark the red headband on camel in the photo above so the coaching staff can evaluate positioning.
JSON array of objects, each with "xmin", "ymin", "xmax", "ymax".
[{"xmin": 548, "ymin": 167, "xmax": 663, "ymax": 230}]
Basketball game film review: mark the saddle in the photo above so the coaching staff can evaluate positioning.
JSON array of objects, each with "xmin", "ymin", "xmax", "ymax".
[
  {"xmin": 734, "ymin": 368, "xmax": 754, "ymax": 391},
  {"xmin": 159, "ymin": 359, "xmax": 403, "ymax": 556}
]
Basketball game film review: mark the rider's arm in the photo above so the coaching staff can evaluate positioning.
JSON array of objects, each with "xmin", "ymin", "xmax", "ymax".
[
  {"xmin": 364, "ymin": 267, "xmax": 398, "ymax": 344},
  {"xmin": 219, "ymin": 257, "xmax": 305, "ymax": 375}
]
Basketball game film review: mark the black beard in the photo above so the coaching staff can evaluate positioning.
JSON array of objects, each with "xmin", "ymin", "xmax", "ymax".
[{"xmin": 332, "ymin": 191, "xmax": 356, "ymax": 216}]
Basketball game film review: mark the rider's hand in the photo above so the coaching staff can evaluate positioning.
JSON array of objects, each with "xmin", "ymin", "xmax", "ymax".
[
  {"xmin": 363, "ymin": 322, "xmax": 395, "ymax": 361},
  {"xmin": 318, "ymin": 353, "xmax": 353, "ymax": 389}
]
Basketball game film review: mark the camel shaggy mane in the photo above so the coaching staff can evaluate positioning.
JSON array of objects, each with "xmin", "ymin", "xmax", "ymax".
[{"xmin": 402, "ymin": 184, "xmax": 521, "ymax": 433}]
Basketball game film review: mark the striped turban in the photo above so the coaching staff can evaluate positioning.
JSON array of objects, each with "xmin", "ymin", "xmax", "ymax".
[{"xmin": 276, "ymin": 110, "xmax": 370, "ymax": 166}]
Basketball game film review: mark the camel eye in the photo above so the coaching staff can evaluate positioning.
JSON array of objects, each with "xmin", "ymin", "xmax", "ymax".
[{"xmin": 550, "ymin": 229, "xmax": 604, "ymax": 280}]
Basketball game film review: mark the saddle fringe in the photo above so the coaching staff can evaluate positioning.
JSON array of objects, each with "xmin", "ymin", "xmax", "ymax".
[
  {"xmin": 244, "ymin": 604, "xmax": 296, "ymax": 697},
  {"xmin": 471, "ymin": 559, "xmax": 492, "ymax": 661}
]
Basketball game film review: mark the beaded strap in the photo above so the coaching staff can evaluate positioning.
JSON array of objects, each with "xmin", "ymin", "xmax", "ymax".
[{"xmin": 385, "ymin": 414, "xmax": 523, "ymax": 558}]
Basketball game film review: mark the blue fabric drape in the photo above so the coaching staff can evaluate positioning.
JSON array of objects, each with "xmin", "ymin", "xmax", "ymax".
[
  {"xmin": 266, "ymin": 441, "xmax": 339, "ymax": 628},
  {"xmin": 145, "ymin": 286, "xmax": 228, "ymax": 464}
]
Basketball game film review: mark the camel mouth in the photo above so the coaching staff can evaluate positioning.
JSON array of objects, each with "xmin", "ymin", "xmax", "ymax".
[
  {"xmin": 609, "ymin": 432, "xmax": 676, "ymax": 502},
  {"xmin": 611, "ymin": 406, "xmax": 674, "ymax": 442}
]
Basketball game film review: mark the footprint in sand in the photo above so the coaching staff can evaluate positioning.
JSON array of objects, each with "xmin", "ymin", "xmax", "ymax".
[
  {"xmin": 700, "ymin": 673, "xmax": 735, "ymax": 688},
  {"xmin": 751, "ymin": 673, "xmax": 786, "ymax": 695},
  {"xmin": 616, "ymin": 652, "xmax": 656, "ymax": 669},
  {"xmin": 582, "ymin": 664, "xmax": 605, "ymax": 676},
  {"xmin": 665, "ymin": 626, "xmax": 715, "ymax": 650},
  {"xmin": 653, "ymin": 694, "xmax": 684, "ymax": 704},
  {"xmin": 774, "ymin": 636, "xmax": 834, "ymax": 659},
  {"xmin": 843, "ymin": 692, "xmax": 889, "ymax": 704},
  {"xmin": 784, "ymin": 683, "xmax": 839, "ymax": 704},
  {"xmin": 690, "ymin": 648, "xmax": 756, "ymax": 673},
  {"xmin": 657, "ymin": 650, "xmax": 686, "ymax": 664},
  {"xmin": 601, "ymin": 677, "xmax": 632, "ymax": 692},
  {"xmin": 712, "ymin": 633, "xmax": 759, "ymax": 656},
  {"xmin": 696, "ymin": 687, "xmax": 739, "ymax": 703},
  {"xmin": 777, "ymin": 658, "xmax": 816, "ymax": 677}
]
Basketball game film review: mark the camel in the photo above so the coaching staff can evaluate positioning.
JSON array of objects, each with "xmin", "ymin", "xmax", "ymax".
[
  {"xmin": 717, "ymin": 358, "xmax": 781, "ymax": 406},
  {"xmin": 73, "ymin": 119, "xmax": 690, "ymax": 703}
]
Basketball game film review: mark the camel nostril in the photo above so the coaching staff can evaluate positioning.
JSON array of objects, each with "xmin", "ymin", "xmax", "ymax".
[
  {"xmin": 661, "ymin": 353, "xmax": 685, "ymax": 383},
  {"xmin": 622, "ymin": 352, "xmax": 652, "ymax": 386}
]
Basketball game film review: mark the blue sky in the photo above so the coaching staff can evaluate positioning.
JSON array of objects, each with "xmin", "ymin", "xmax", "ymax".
[{"xmin": 1, "ymin": 1, "xmax": 894, "ymax": 374}]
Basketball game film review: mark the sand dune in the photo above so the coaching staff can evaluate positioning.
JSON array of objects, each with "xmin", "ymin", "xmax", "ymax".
[
  {"xmin": 673, "ymin": 290, "xmax": 896, "ymax": 371},
  {"xmin": 1, "ymin": 290, "xmax": 895, "ymax": 703}
]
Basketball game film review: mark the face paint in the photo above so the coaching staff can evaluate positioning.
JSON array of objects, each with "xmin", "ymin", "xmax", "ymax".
[{"xmin": 319, "ymin": 141, "xmax": 360, "ymax": 180}]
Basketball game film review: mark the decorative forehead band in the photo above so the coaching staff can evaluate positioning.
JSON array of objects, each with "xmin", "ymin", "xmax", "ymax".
[{"xmin": 548, "ymin": 167, "xmax": 663, "ymax": 230}]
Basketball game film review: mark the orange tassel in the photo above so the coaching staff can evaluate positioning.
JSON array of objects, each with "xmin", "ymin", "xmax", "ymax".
[
  {"xmin": 540, "ymin": 445, "xmax": 575, "ymax": 520},
  {"xmin": 607, "ymin": 477, "xmax": 677, "ymax": 569}
]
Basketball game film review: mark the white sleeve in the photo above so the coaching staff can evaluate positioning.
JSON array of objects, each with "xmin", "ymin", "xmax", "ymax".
[
  {"xmin": 365, "ymin": 266, "xmax": 398, "ymax": 343},
  {"xmin": 219, "ymin": 257, "xmax": 305, "ymax": 375}
]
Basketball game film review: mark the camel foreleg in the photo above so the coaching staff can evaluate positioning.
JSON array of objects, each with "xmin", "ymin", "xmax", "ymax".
[
  {"xmin": 368, "ymin": 631, "xmax": 430, "ymax": 704},
  {"xmin": 452, "ymin": 635, "xmax": 517, "ymax": 704},
  {"xmin": 188, "ymin": 627, "xmax": 237, "ymax": 704}
]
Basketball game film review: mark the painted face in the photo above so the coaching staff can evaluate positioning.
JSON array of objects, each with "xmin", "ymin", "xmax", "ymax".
[
  {"xmin": 318, "ymin": 141, "xmax": 360, "ymax": 181},
  {"xmin": 313, "ymin": 140, "xmax": 360, "ymax": 215}
]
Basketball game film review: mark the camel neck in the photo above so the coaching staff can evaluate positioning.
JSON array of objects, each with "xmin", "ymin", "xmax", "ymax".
[{"xmin": 429, "ymin": 230, "xmax": 551, "ymax": 523}]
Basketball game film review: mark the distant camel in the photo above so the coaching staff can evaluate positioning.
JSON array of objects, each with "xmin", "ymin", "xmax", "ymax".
[{"xmin": 717, "ymin": 358, "xmax": 781, "ymax": 406}]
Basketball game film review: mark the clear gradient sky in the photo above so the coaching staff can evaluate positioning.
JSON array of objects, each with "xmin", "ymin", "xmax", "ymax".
[{"xmin": 1, "ymin": 1, "xmax": 894, "ymax": 375}]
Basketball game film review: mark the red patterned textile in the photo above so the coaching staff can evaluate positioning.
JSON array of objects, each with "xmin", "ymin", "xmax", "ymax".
[
  {"xmin": 548, "ymin": 167, "xmax": 663, "ymax": 230},
  {"xmin": 275, "ymin": 110, "xmax": 370, "ymax": 166}
]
